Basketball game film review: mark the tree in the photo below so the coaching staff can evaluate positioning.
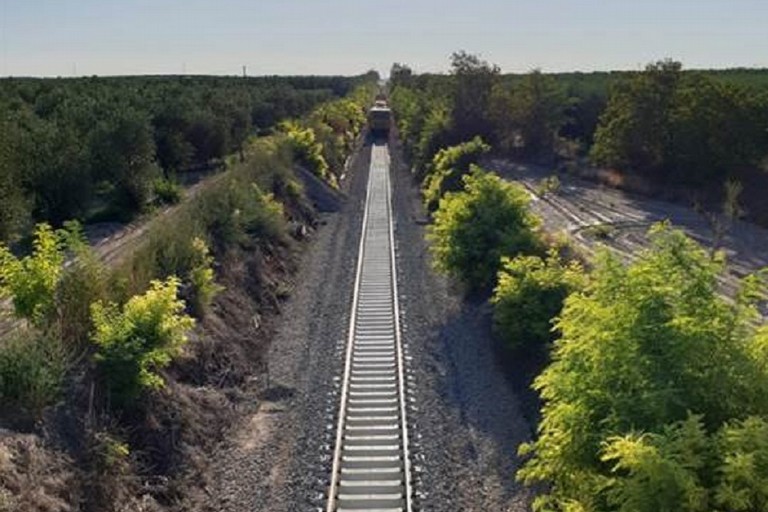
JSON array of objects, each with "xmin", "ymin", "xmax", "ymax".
[
  {"xmin": 591, "ymin": 60, "xmax": 683, "ymax": 174},
  {"xmin": 669, "ymin": 78, "xmax": 768, "ymax": 184},
  {"xmin": 24, "ymin": 117, "xmax": 93, "ymax": 224},
  {"xmin": 490, "ymin": 70, "xmax": 569, "ymax": 157},
  {"xmin": 449, "ymin": 51, "xmax": 500, "ymax": 143},
  {"xmin": 91, "ymin": 108, "xmax": 159, "ymax": 214},
  {"xmin": 389, "ymin": 63, "xmax": 413, "ymax": 88},
  {"xmin": 590, "ymin": 60, "xmax": 768, "ymax": 186}
]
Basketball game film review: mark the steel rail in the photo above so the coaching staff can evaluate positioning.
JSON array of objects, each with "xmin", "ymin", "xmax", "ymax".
[{"xmin": 326, "ymin": 142, "xmax": 412, "ymax": 512}]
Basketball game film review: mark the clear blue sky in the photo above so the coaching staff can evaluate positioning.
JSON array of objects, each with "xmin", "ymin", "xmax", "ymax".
[{"xmin": 1, "ymin": 0, "xmax": 767, "ymax": 77}]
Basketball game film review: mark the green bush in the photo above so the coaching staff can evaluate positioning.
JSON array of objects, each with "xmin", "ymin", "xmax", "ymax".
[
  {"xmin": 518, "ymin": 224, "xmax": 768, "ymax": 511},
  {"xmin": 427, "ymin": 167, "xmax": 542, "ymax": 290},
  {"xmin": 309, "ymin": 97, "xmax": 367, "ymax": 175},
  {"xmin": 91, "ymin": 277, "xmax": 195, "ymax": 406},
  {"xmin": 492, "ymin": 250, "xmax": 585, "ymax": 352},
  {"xmin": 599, "ymin": 414, "xmax": 768, "ymax": 512},
  {"xmin": 197, "ymin": 180, "xmax": 287, "ymax": 251},
  {"xmin": 187, "ymin": 237, "xmax": 224, "ymax": 318},
  {"xmin": 414, "ymin": 104, "xmax": 454, "ymax": 176},
  {"xmin": 282, "ymin": 122, "xmax": 331, "ymax": 182},
  {"xmin": 152, "ymin": 177, "xmax": 182, "ymax": 205},
  {"xmin": 0, "ymin": 222, "xmax": 83, "ymax": 325},
  {"xmin": 423, "ymin": 137, "xmax": 490, "ymax": 211},
  {"xmin": 0, "ymin": 332, "xmax": 67, "ymax": 419},
  {"xmin": 535, "ymin": 175, "xmax": 561, "ymax": 196}
]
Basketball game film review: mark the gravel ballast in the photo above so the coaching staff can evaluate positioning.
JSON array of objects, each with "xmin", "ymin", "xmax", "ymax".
[{"xmin": 204, "ymin": 140, "xmax": 535, "ymax": 511}]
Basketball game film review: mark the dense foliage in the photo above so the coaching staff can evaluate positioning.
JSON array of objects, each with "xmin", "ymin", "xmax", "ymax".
[
  {"xmin": 422, "ymin": 136, "xmax": 490, "ymax": 211},
  {"xmin": 396, "ymin": 54, "xmax": 768, "ymax": 510},
  {"xmin": 282, "ymin": 87, "xmax": 370, "ymax": 185},
  {"xmin": 0, "ymin": 74, "xmax": 373, "ymax": 242},
  {"xmin": 490, "ymin": 70, "xmax": 569, "ymax": 157},
  {"xmin": 591, "ymin": 60, "xmax": 768, "ymax": 185},
  {"xmin": 518, "ymin": 224, "xmax": 768, "ymax": 511},
  {"xmin": 427, "ymin": 167, "xmax": 541, "ymax": 290},
  {"xmin": 492, "ymin": 250, "xmax": 585, "ymax": 352},
  {"xmin": 389, "ymin": 57, "xmax": 570, "ymax": 173}
]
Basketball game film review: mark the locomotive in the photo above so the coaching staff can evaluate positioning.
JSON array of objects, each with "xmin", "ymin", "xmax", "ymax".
[{"xmin": 368, "ymin": 98, "xmax": 392, "ymax": 138}]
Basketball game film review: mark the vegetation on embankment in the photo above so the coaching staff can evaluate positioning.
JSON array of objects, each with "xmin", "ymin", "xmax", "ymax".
[
  {"xmin": 389, "ymin": 54, "xmax": 768, "ymax": 225},
  {"xmin": 0, "ymin": 73, "xmax": 377, "ymax": 243},
  {"xmin": 0, "ymin": 81, "xmax": 375, "ymax": 511},
  {"xmin": 392, "ymin": 63, "xmax": 768, "ymax": 511}
]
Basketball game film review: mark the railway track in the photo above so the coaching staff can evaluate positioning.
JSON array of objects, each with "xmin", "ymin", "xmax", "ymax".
[{"xmin": 326, "ymin": 142, "xmax": 412, "ymax": 512}]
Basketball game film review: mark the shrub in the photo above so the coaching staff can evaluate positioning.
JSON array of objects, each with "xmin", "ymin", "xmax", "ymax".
[
  {"xmin": 0, "ymin": 222, "xmax": 82, "ymax": 325},
  {"xmin": 423, "ymin": 136, "xmax": 490, "ymax": 211},
  {"xmin": 583, "ymin": 223, "xmax": 616, "ymax": 240},
  {"xmin": 599, "ymin": 414, "xmax": 711, "ymax": 512},
  {"xmin": 715, "ymin": 415, "xmax": 768, "ymax": 511},
  {"xmin": 0, "ymin": 331, "xmax": 67, "ymax": 419},
  {"xmin": 428, "ymin": 167, "xmax": 542, "ymax": 290},
  {"xmin": 535, "ymin": 175, "xmax": 561, "ymax": 196},
  {"xmin": 186, "ymin": 237, "xmax": 224, "ymax": 318},
  {"xmin": 152, "ymin": 177, "xmax": 182, "ymax": 205},
  {"xmin": 91, "ymin": 277, "xmax": 195, "ymax": 406},
  {"xmin": 55, "ymin": 243, "xmax": 109, "ymax": 349},
  {"xmin": 414, "ymin": 104, "xmax": 454, "ymax": 176},
  {"xmin": 197, "ymin": 180, "xmax": 287, "ymax": 251},
  {"xmin": 282, "ymin": 122, "xmax": 331, "ymax": 182},
  {"xmin": 492, "ymin": 250, "xmax": 585, "ymax": 352},
  {"xmin": 518, "ymin": 224, "xmax": 768, "ymax": 511}
]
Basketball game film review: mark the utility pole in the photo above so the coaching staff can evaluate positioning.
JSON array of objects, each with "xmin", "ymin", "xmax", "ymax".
[{"xmin": 242, "ymin": 65, "xmax": 247, "ymax": 78}]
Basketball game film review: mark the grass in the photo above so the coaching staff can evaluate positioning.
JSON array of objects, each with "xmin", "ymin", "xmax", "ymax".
[
  {"xmin": 582, "ymin": 223, "xmax": 616, "ymax": 240},
  {"xmin": 0, "ymin": 331, "xmax": 68, "ymax": 422}
]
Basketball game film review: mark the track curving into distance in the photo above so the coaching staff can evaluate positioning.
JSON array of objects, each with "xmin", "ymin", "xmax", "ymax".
[{"xmin": 326, "ymin": 142, "xmax": 412, "ymax": 512}]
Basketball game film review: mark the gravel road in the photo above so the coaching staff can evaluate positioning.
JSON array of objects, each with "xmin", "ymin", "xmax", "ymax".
[{"xmin": 203, "ymin": 141, "xmax": 535, "ymax": 511}]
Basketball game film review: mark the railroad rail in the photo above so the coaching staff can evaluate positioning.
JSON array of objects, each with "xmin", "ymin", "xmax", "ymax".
[{"xmin": 326, "ymin": 142, "xmax": 412, "ymax": 512}]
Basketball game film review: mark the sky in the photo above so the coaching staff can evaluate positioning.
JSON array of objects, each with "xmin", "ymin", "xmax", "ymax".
[{"xmin": 1, "ymin": 0, "xmax": 767, "ymax": 77}]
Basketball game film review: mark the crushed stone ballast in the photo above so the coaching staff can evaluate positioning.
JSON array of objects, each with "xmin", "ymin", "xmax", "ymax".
[{"xmin": 326, "ymin": 142, "xmax": 413, "ymax": 512}]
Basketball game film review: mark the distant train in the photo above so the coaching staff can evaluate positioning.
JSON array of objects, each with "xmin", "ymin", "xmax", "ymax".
[{"xmin": 368, "ymin": 99, "xmax": 392, "ymax": 138}]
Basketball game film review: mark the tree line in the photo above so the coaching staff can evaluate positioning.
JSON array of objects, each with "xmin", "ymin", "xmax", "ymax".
[
  {"xmin": 389, "ymin": 55, "xmax": 768, "ymax": 200},
  {"xmin": 0, "ymin": 73, "xmax": 376, "ymax": 243}
]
